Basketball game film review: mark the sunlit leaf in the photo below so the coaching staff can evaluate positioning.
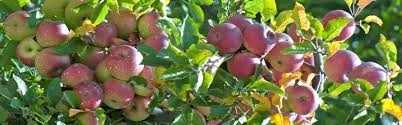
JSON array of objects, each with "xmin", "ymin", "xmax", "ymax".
[
  {"xmin": 292, "ymin": 2, "xmax": 310, "ymax": 31},
  {"xmin": 279, "ymin": 72, "xmax": 302, "ymax": 86},
  {"xmin": 281, "ymin": 42, "xmax": 315, "ymax": 55},
  {"xmin": 270, "ymin": 112, "xmax": 291, "ymax": 125},
  {"xmin": 322, "ymin": 17, "xmax": 351, "ymax": 41},
  {"xmin": 13, "ymin": 74, "xmax": 27, "ymax": 96},
  {"xmin": 327, "ymin": 41, "xmax": 349, "ymax": 55},
  {"xmin": 328, "ymin": 83, "xmax": 351, "ymax": 96},
  {"xmin": 359, "ymin": 23, "xmax": 370, "ymax": 34},
  {"xmin": 381, "ymin": 98, "xmax": 402, "ymax": 121},
  {"xmin": 74, "ymin": 19, "xmax": 96, "ymax": 36},
  {"xmin": 390, "ymin": 62, "xmax": 400, "ymax": 78},
  {"xmin": 363, "ymin": 15, "xmax": 383, "ymax": 26},
  {"xmin": 272, "ymin": 10, "xmax": 294, "ymax": 32},
  {"xmin": 345, "ymin": 0, "xmax": 353, "ymax": 7},
  {"xmin": 68, "ymin": 109, "xmax": 84, "ymax": 117},
  {"xmin": 376, "ymin": 34, "xmax": 397, "ymax": 65},
  {"xmin": 249, "ymin": 80, "xmax": 285, "ymax": 95},
  {"xmin": 307, "ymin": 15, "xmax": 324, "ymax": 39},
  {"xmin": 261, "ymin": 0, "xmax": 277, "ymax": 21},
  {"xmin": 251, "ymin": 93, "xmax": 271, "ymax": 111},
  {"xmin": 368, "ymin": 81, "xmax": 387, "ymax": 102},
  {"xmin": 357, "ymin": 0, "xmax": 375, "ymax": 9}
]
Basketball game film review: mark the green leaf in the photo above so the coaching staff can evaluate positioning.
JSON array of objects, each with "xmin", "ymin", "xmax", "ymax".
[
  {"xmin": 10, "ymin": 97, "xmax": 22, "ymax": 109},
  {"xmin": 198, "ymin": 72, "xmax": 213, "ymax": 94},
  {"xmin": 181, "ymin": 16, "xmax": 200, "ymax": 50},
  {"xmin": 281, "ymin": 42, "xmax": 315, "ymax": 55},
  {"xmin": 307, "ymin": 15, "xmax": 324, "ymax": 39},
  {"xmin": 185, "ymin": 2, "xmax": 204, "ymax": 24},
  {"xmin": 322, "ymin": 17, "xmax": 351, "ymax": 41},
  {"xmin": 186, "ymin": 43, "xmax": 216, "ymax": 67},
  {"xmin": 127, "ymin": 76, "xmax": 148, "ymax": 86},
  {"xmin": 328, "ymin": 83, "xmax": 351, "ymax": 96},
  {"xmin": 272, "ymin": 10, "xmax": 294, "ymax": 32},
  {"xmin": 243, "ymin": 0, "xmax": 264, "ymax": 18},
  {"xmin": 261, "ymin": 0, "xmax": 277, "ymax": 21},
  {"xmin": 137, "ymin": 44, "xmax": 159, "ymax": 56},
  {"xmin": 392, "ymin": 84, "xmax": 402, "ymax": 91},
  {"xmin": 292, "ymin": 2, "xmax": 309, "ymax": 31},
  {"xmin": 158, "ymin": 18, "xmax": 182, "ymax": 48},
  {"xmin": 141, "ymin": 56, "xmax": 173, "ymax": 67},
  {"xmin": 208, "ymin": 105, "xmax": 230, "ymax": 119},
  {"xmin": 47, "ymin": 78, "xmax": 63, "ymax": 105},
  {"xmin": 376, "ymin": 34, "xmax": 397, "ymax": 65},
  {"xmin": 368, "ymin": 81, "xmax": 387, "ymax": 102},
  {"xmin": 63, "ymin": 90, "xmax": 81, "ymax": 108},
  {"xmin": 194, "ymin": 0, "xmax": 213, "ymax": 5},
  {"xmin": 160, "ymin": 66, "xmax": 194, "ymax": 80},
  {"xmin": 13, "ymin": 74, "xmax": 27, "ymax": 96},
  {"xmin": 349, "ymin": 116, "xmax": 370, "ymax": 125},
  {"xmin": 94, "ymin": 108, "xmax": 106, "ymax": 125},
  {"xmin": 0, "ymin": 106, "xmax": 7, "ymax": 123},
  {"xmin": 359, "ymin": 22, "xmax": 370, "ymax": 34},
  {"xmin": 52, "ymin": 37, "xmax": 86, "ymax": 55},
  {"xmin": 91, "ymin": 1, "xmax": 109, "ymax": 25},
  {"xmin": 0, "ymin": 40, "xmax": 17, "ymax": 67},
  {"xmin": 248, "ymin": 80, "xmax": 285, "ymax": 95},
  {"xmin": 106, "ymin": 0, "xmax": 119, "ymax": 12}
]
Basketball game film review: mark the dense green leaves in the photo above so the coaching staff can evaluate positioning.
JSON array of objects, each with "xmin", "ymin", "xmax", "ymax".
[
  {"xmin": 243, "ymin": 0, "xmax": 277, "ymax": 20},
  {"xmin": 248, "ymin": 80, "xmax": 285, "ymax": 95},
  {"xmin": 52, "ymin": 37, "xmax": 86, "ymax": 56},
  {"xmin": 47, "ymin": 78, "xmax": 63, "ymax": 105},
  {"xmin": 63, "ymin": 90, "xmax": 81, "ymax": 108}
]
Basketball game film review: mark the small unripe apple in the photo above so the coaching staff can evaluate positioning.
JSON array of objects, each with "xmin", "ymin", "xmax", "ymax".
[
  {"xmin": 42, "ymin": 0, "xmax": 69, "ymax": 20},
  {"xmin": 61, "ymin": 63, "xmax": 95, "ymax": 87},
  {"xmin": 123, "ymin": 96, "xmax": 150, "ymax": 121},
  {"xmin": 322, "ymin": 10, "xmax": 356, "ymax": 41},
  {"xmin": 103, "ymin": 79, "xmax": 135, "ymax": 109},
  {"xmin": 142, "ymin": 34, "xmax": 169, "ymax": 52},
  {"xmin": 4, "ymin": 11, "xmax": 36, "ymax": 41},
  {"xmin": 243, "ymin": 24, "xmax": 276, "ymax": 55},
  {"xmin": 227, "ymin": 52, "xmax": 260, "ymax": 78},
  {"xmin": 94, "ymin": 22, "xmax": 117, "ymax": 47},
  {"xmin": 35, "ymin": 48, "xmax": 71, "ymax": 77},
  {"xmin": 138, "ymin": 11, "xmax": 166, "ymax": 38},
  {"xmin": 285, "ymin": 85, "xmax": 319, "ymax": 115},
  {"xmin": 16, "ymin": 36, "xmax": 42, "ymax": 66},
  {"xmin": 75, "ymin": 111, "xmax": 101, "ymax": 125},
  {"xmin": 109, "ymin": 7, "xmax": 138, "ymax": 38},
  {"xmin": 105, "ymin": 45, "xmax": 144, "ymax": 80},
  {"xmin": 324, "ymin": 50, "xmax": 361, "ymax": 83},
  {"xmin": 95, "ymin": 60, "xmax": 113, "ymax": 83},
  {"xmin": 36, "ymin": 21, "xmax": 70, "ymax": 47},
  {"xmin": 226, "ymin": 15, "xmax": 253, "ymax": 31},
  {"xmin": 207, "ymin": 23, "xmax": 242, "ymax": 53},
  {"xmin": 74, "ymin": 81, "xmax": 103, "ymax": 110}
]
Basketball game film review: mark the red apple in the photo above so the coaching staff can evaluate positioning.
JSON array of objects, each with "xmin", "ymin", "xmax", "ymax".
[
  {"xmin": 105, "ymin": 45, "xmax": 144, "ymax": 80},
  {"xmin": 322, "ymin": 10, "xmax": 356, "ymax": 41},
  {"xmin": 36, "ymin": 21, "xmax": 70, "ymax": 47},
  {"xmin": 226, "ymin": 15, "xmax": 253, "ymax": 31},
  {"xmin": 102, "ymin": 79, "xmax": 135, "ymax": 109},
  {"xmin": 207, "ymin": 23, "xmax": 243, "ymax": 53},
  {"xmin": 349, "ymin": 62, "xmax": 387, "ymax": 85},
  {"xmin": 324, "ymin": 50, "xmax": 361, "ymax": 83},
  {"xmin": 74, "ymin": 81, "xmax": 103, "ymax": 110},
  {"xmin": 142, "ymin": 34, "xmax": 169, "ymax": 52},
  {"xmin": 123, "ymin": 96, "xmax": 150, "ymax": 121},
  {"xmin": 138, "ymin": 11, "xmax": 166, "ymax": 38},
  {"xmin": 285, "ymin": 85, "xmax": 319, "ymax": 115},
  {"xmin": 109, "ymin": 7, "xmax": 138, "ymax": 38},
  {"xmin": 227, "ymin": 52, "xmax": 260, "ymax": 78},
  {"xmin": 94, "ymin": 22, "xmax": 117, "ymax": 47},
  {"xmin": 61, "ymin": 63, "xmax": 95, "ymax": 87},
  {"xmin": 3, "ymin": 11, "xmax": 36, "ymax": 41},
  {"xmin": 79, "ymin": 47, "xmax": 105, "ymax": 69},
  {"xmin": 35, "ymin": 48, "xmax": 71, "ymax": 77},
  {"xmin": 16, "ymin": 36, "xmax": 42, "ymax": 66},
  {"xmin": 243, "ymin": 24, "xmax": 276, "ymax": 55}
]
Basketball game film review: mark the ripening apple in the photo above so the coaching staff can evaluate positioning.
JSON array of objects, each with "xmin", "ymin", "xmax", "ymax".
[
  {"xmin": 109, "ymin": 7, "xmax": 138, "ymax": 38},
  {"xmin": 16, "ymin": 36, "xmax": 42, "ymax": 66},
  {"xmin": 95, "ymin": 60, "xmax": 113, "ymax": 83},
  {"xmin": 79, "ymin": 47, "xmax": 105, "ymax": 69},
  {"xmin": 226, "ymin": 15, "xmax": 253, "ymax": 31},
  {"xmin": 265, "ymin": 33, "xmax": 304, "ymax": 73},
  {"xmin": 123, "ymin": 96, "xmax": 151, "ymax": 121},
  {"xmin": 227, "ymin": 52, "xmax": 260, "ymax": 78},
  {"xmin": 3, "ymin": 11, "xmax": 36, "ymax": 41},
  {"xmin": 142, "ymin": 34, "xmax": 169, "ymax": 52},
  {"xmin": 207, "ymin": 23, "xmax": 243, "ymax": 53},
  {"xmin": 243, "ymin": 24, "xmax": 276, "ymax": 55},
  {"xmin": 102, "ymin": 79, "xmax": 135, "ymax": 109},
  {"xmin": 140, "ymin": 66, "xmax": 163, "ymax": 88},
  {"xmin": 104, "ymin": 45, "xmax": 144, "ymax": 80},
  {"xmin": 61, "ymin": 63, "xmax": 95, "ymax": 87},
  {"xmin": 36, "ymin": 21, "xmax": 70, "ymax": 47},
  {"xmin": 322, "ymin": 10, "xmax": 356, "ymax": 41},
  {"xmin": 324, "ymin": 50, "xmax": 361, "ymax": 83},
  {"xmin": 138, "ymin": 11, "xmax": 166, "ymax": 38},
  {"xmin": 35, "ymin": 48, "xmax": 71, "ymax": 77},
  {"xmin": 76, "ymin": 111, "xmax": 101, "ymax": 125},
  {"xmin": 94, "ymin": 22, "xmax": 117, "ymax": 47},
  {"xmin": 74, "ymin": 81, "xmax": 103, "ymax": 110},
  {"xmin": 285, "ymin": 85, "xmax": 319, "ymax": 115},
  {"xmin": 64, "ymin": 0, "xmax": 96, "ymax": 28},
  {"xmin": 349, "ymin": 62, "xmax": 387, "ymax": 85},
  {"xmin": 42, "ymin": 0, "xmax": 69, "ymax": 20}
]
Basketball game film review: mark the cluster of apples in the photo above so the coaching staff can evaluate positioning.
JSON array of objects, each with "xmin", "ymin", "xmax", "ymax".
[{"xmin": 4, "ymin": 4, "xmax": 170, "ymax": 124}]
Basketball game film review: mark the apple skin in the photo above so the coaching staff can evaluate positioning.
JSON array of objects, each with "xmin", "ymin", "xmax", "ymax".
[
  {"xmin": 109, "ymin": 7, "xmax": 138, "ymax": 38},
  {"xmin": 324, "ymin": 50, "xmax": 361, "ymax": 83},
  {"xmin": 265, "ymin": 33, "xmax": 304, "ymax": 73},
  {"xmin": 76, "ymin": 111, "xmax": 101, "ymax": 125},
  {"xmin": 285, "ymin": 85, "xmax": 319, "ymax": 115},
  {"xmin": 123, "ymin": 96, "xmax": 150, "ymax": 121},
  {"xmin": 142, "ymin": 34, "xmax": 169, "ymax": 52},
  {"xmin": 207, "ymin": 23, "xmax": 243, "ymax": 54},
  {"xmin": 271, "ymin": 69, "xmax": 283, "ymax": 86},
  {"xmin": 105, "ymin": 45, "xmax": 144, "ymax": 81},
  {"xmin": 300, "ymin": 54, "xmax": 315, "ymax": 81},
  {"xmin": 227, "ymin": 52, "xmax": 260, "ymax": 78},
  {"xmin": 35, "ymin": 48, "xmax": 71, "ymax": 77},
  {"xmin": 4, "ymin": 11, "xmax": 36, "ymax": 41},
  {"xmin": 36, "ymin": 21, "xmax": 70, "ymax": 47},
  {"xmin": 138, "ymin": 11, "xmax": 166, "ymax": 38},
  {"xmin": 322, "ymin": 10, "xmax": 356, "ymax": 41},
  {"xmin": 288, "ymin": 23, "xmax": 304, "ymax": 43},
  {"xmin": 226, "ymin": 15, "xmax": 253, "ymax": 31},
  {"xmin": 102, "ymin": 79, "xmax": 135, "ymax": 109},
  {"xmin": 140, "ymin": 66, "xmax": 163, "ymax": 88},
  {"xmin": 42, "ymin": 0, "xmax": 69, "ymax": 20},
  {"xmin": 95, "ymin": 60, "xmax": 113, "ymax": 83},
  {"xmin": 94, "ymin": 22, "xmax": 117, "ymax": 48},
  {"xmin": 74, "ymin": 81, "xmax": 103, "ymax": 110},
  {"xmin": 64, "ymin": 0, "xmax": 97, "ymax": 28},
  {"xmin": 349, "ymin": 62, "xmax": 387, "ymax": 85},
  {"xmin": 79, "ymin": 47, "xmax": 105, "ymax": 69},
  {"xmin": 61, "ymin": 63, "xmax": 95, "ymax": 87},
  {"xmin": 243, "ymin": 24, "xmax": 277, "ymax": 56},
  {"xmin": 16, "ymin": 36, "xmax": 42, "ymax": 66}
]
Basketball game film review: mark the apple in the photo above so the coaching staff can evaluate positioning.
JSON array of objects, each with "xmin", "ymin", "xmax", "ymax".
[
  {"xmin": 207, "ymin": 23, "xmax": 243, "ymax": 53},
  {"xmin": 227, "ymin": 52, "xmax": 260, "ymax": 78},
  {"xmin": 109, "ymin": 7, "xmax": 138, "ymax": 38},
  {"xmin": 95, "ymin": 60, "xmax": 113, "ymax": 83},
  {"xmin": 42, "ymin": 0, "xmax": 69, "ymax": 20},
  {"xmin": 79, "ymin": 47, "xmax": 105, "ymax": 69},
  {"xmin": 243, "ymin": 24, "xmax": 277, "ymax": 56},
  {"xmin": 76, "ymin": 111, "xmax": 101, "ymax": 125},
  {"xmin": 324, "ymin": 50, "xmax": 361, "ymax": 83},
  {"xmin": 285, "ymin": 85, "xmax": 319, "ymax": 115},
  {"xmin": 271, "ymin": 69, "xmax": 283, "ymax": 86},
  {"xmin": 349, "ymin": 62, "xmax": 387, "ymax": 85},
  {"xmin": 16, "ymin": 36, "xmax": 42, "ymax": 66},
  {"xmin": 64, "ymin": 0, "xmax": 96, "ymax": 28},
  {"xmin": 36, "ymin": 21, "xmax": 70, "ymax": 47},
  {"xmin": 105, "ymin": 45, "xmax": 144, "ymax": 80},
  {"xmin": 322, "ymin": 10, "xmax": 356, "ymax": 41},
  {"xmin": 129, "ymin": 32, "xmax": 141, "ymax": 45},
  {"xmin": 3, "ymin": 11, "xmax": 36, "ymax": 41},
  {"xmin": 61, "ymin": 63, "xmax": 95, "ymax": 87},
  {"xmin": 74, "ymin": 81, "xmax": 103, "ymax": 110},
  {"xmin": 94, "ymin": 22, "xmax": 117, "ymax": 47},
  {"xmin": 102, "ymin": 79, "xmax": 134, "ymax": 109},
  {"xmin": 265, "ymin": 33, "xmax": 304, "ymax": 73},
  {"xmin": 35, "ymin": 48, "xmax": 71, "ymax": 77},
  {"xmin": 226, "ymin": 15, "xmax": 253, "ymax": 31},
  {"xmin": 142, "ymin": 34, "xmax": 169, "ymax": 52},
  {"xmin": 122, "ymin": 96, "xmax": 150, "ymax": 121},
  {"xmin": 138, "ymin": 11, "xmax": 166, "ymax": 38},
  {"xmin": 140, "ymin": 66, "xmax": 163, "ymax": 88}
]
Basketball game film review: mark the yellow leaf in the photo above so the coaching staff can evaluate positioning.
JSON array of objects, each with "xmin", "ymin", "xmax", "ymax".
[
  {"xmin": 68, "ymin": 30, "xmax": 76, "ymax": 39},
  {"xmin": 273, "ymin": 10, "xmax": 294, "ymax": 33},
  {"xmin": 357, "ymin": 0, "xmax": 375, "ymax": 9},
  {"xmin": 390, "ymin": 62, "xmax": 400, "ymax": 78},
  {"xmin": 364, "ymin": 15, "xmax": 383, "ymax": 26},
  {"xmin": 345, "ymin": 0, "xmax": 353, "ymax": 7},
  {"xmin": 271, "ymin": 93, "xmax": 284, "ymax": 108},
  {"xmin": 328, "ymin": 41, "xmax": 341, "ymax": 55},
  {"xmin": 292, "ymin": 2, "xmax": 310, "ymax": 31},
  {"xmin": 68, "ymin": 109, "xmax": 84, "ymax": 117},
  {"xmin": 270, "ymin": 113, "xmax": 291, "ymax": 125},
  {"xmin": 279, "ymin": 72, "xmax": 302, "ymax": 86},
  {"xmin": 381, "ymin": 98, "xmax": 402, "ymax": 121},
  {"xmin": 251, "ymin": 93, "xmax": 271, "ymax": 111},
  {"xmin": 74, "ymin": 19, "xmax": 96, "ymax": 36}
]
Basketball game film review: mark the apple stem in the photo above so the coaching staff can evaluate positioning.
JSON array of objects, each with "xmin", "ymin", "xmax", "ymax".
[{"xmin": 312, "ymin": 40, "xmax": 325, "ymax": 92}]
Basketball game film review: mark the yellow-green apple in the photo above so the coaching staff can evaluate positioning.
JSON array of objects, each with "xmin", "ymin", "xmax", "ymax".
[
  {"xmin": 285, "ymin": 85, "xmax": 319, "ymax": 115},
  {"xmin": 64, "ymin": 0, "xmax": 97, "ymax": 28},
  {"xmin": 109, "ymin": 7, "xmax": 138, "ymax": 38},
  {"xmin": 35, "ymin": 48, "xmax": 71, "ymax": 77},
  {"xmin": 75, "ymin": 111, "xmax": 101, "ymax": 125},
  {"xmin": 74, "ymin": 81, "xmax": 103, "ymax": 110},
  {"xmin": 226, "ymin": 15, "xmax": 253, "ymax": 31},
  {"xmin": 16, "ymin": 36, "xmax": 41, "ymax": 66},
  {"xmin": 61, "ymin": 63, "xmax": 95, "ymax": 87},
  {"xmin": 3, "ymin": 11, "xmax": 36, "ymax": 41},
  {"xmin": 102, "ymin": 79, "xmax": 134, "ymax": 109},
  {"xmin": 324, "ymin": 50, "xmax": 361, "ymax": 83},
  {"xmin": 104, "ymin": 45, "xmax": 144, "ymax": 80},
  {"xmin": 79, "ymin": 47, "xmax": 105, "ymax": 69},
  {"xmin": 265, "ymin": 33, "xmax": 304, "ymax": 73},
  {"xmin": 227, "ymin": 52, "xmax": 260, "ymax": 78},
  {"xmin": 94, "ymin": 22, "xmax": 117, "ymax": 47},
  {"xmin": 142, "ymin": 34, "xmax": 169, "ymax": 52},
  {"xmin": 123, "ymin": 96, "xmax": 150, "ymax": 121},
  {"xmin": 138, "ymin": 11, "xmax": 166, "ymax": 38},
  {"xmin": 207, "ymin": 23, "xmax": 242, "ymax": 53},
  {"xmin": 42, "ymin": 0, "xmax": 69, "ymax": 20},
  {"xmin": 322, "ymin": 10, "xmax": 356, "ymax": 41},
  {"xmin": 36, "ymin": 21, "xmax": 70, "ymax": 47},
  {"xmin": 243, "ymin": 24, "xmax": 276, "ymax": 56},
  {"xmin": 95, "ymin": 60, "xmax": 113, "ymax": 83}
]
